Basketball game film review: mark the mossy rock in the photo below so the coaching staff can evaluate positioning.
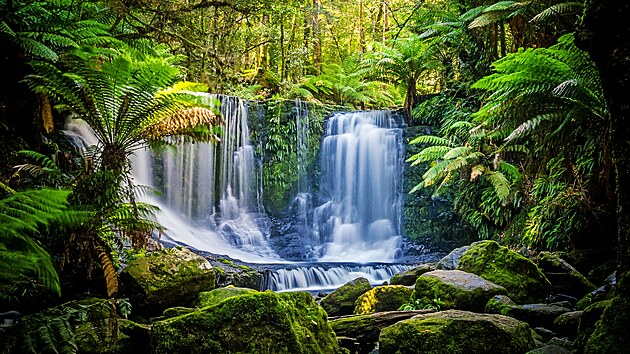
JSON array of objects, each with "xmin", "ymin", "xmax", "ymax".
[
  {"xmin": 162, "ymin": 307, "xmax": 196, "ymax": 318},
  {"xmin": 120, "ymin": 247, "xmax": 216, "ymax": 314},
  {"xmin": 116, "ymin": 319, "xmax": 151, "ymax": 354},
  {"xmin": 536, "ymin": 252, "xmax": 595, "ymax": 298},
  {"xmin": 320, "ymin": 277, "xmax": 372, "ymax": 316},
  {"xmin": 196, "ymin": 286, "xmax": 259, "ymax": 307},
  {"xmin": 553, "ymin": 311, "xmax": 583, "ymax": 338},
  {"xmin": 150, "ymin": 291, "xmax": 338, "ymax": 354},
  {"xmin": 457, "ymin": 240, "xmax": 551, "ymax": 303},
  {"xmin": 485, "ymin": 295, "xmax": 517, "ymax": 315},
  {"xmin": 379, "ymin": 309, "xmax": 537, "ymax": 354},
  {"xmin": 583, "ymin": 294, "xmax": 630, "ymax": 353},
  {"xmin": 575, "ymin": 300, "xmax": 612, "ymax": 352},
  {"xmin": 390, "ymin": 264, "xmax": 435, "ymax": 286},
  {"xmin": 354, "ymin": 285, "xmax": 414, "ymax": 315},
  {"xmin": 413, "ymin": 270, "xmax": 507, "ymax": 312}
]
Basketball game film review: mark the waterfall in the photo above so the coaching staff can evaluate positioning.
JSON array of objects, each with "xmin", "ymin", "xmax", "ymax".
[
  {"xmin": 266, "ymin": 263, "xmax": 412, "ymax": 292},
  {"xmin": 131, "ymin": 94, "xmax": 279, "ymax": 262},
  {"xmin": 313, "ymin": 110, "xmax": 404, "ymax": 262}
]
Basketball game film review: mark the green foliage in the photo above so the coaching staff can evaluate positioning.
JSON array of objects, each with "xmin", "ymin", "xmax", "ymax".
[{"xmin": 0, "ymin": 188, "xmax": 88, "ymax": 300}]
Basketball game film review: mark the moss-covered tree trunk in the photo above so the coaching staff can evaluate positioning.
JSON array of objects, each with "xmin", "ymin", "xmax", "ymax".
[{"xmin": 578, "ymin": 0, "xmax": 630, "ymax": 272}]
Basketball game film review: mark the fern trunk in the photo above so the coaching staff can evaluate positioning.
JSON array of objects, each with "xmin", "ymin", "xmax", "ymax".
[{"xmin": 403, "ymin": 78, "xmax": 417, "ymax": 126}]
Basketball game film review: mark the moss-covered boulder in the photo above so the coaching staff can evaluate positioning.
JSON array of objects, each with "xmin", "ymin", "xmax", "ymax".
[
  {"xmin": 553, "ymin": 311, "xmax": 583, "ymax": 338},
  {"xmin": 150, "ymin": 291, "xmax": 338, "ymax": 354},
  {"xmin": 320, "ymin": 277, "xmax": 372, "ymax": 316},
  {"xmin": 413, "ymin": 270, "xmax": 507, "ymax": 312},
  {"xmin": 457, "ymin": 240, "xmax": 551, "ymax": 303},
  {"xmin": 120, "ymin": 247, "xmax": 216, "ymax": 314},
  {"xmin": 575, "ymin": 300, "xmax": 611, "ymax": 352},
  {"xmin": 583, "ymin": 294, "xmax": 630, "ymax": 353},
  {"xmin": 379, "ymin": 310, "xmax": 537, "ymax": 354},
  {"xmin": 208, "ymin": 256, "xmax": 264, "ymax": 289},
  {"xmin": 390, "ymin": 264, "xmax": 435, "ymax": 286},
  {"xmin": 354, "ymin": 285, "xmax": 414, "ymax": 314},
  {"xmin": 196, "ymin": 286, "xmax": 259, "ymax": 307}
]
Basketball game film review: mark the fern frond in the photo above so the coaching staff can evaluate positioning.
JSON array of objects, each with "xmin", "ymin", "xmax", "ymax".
[{"xmin": 485, "ymin": 170, "xmax": 511, "ymax": 202}]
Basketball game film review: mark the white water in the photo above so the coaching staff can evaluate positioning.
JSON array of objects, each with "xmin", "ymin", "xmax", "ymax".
[
  {"xmin": 313, "ymin": 111, "xmax": 404, "ymax": 262},
  {"xmin": 268, "ymin": 264, "xmax": 411, "ymax": 292},
  {"xmin": 133, "ymin": 94, "xmax": 279, "ymax": 261}
]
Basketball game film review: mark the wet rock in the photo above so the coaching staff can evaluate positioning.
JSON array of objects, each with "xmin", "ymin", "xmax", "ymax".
[
  {"xmin": 414, "ymin": 270, "xmax": 507, "ymax": 312},
  {"xmin": 355, "ymin": 285, "xmax": 414, "ymax": 314},
  {"xmin": 553, "ymin": 311, "xmax": 583, "ymax": 338},
  {"xmin": 485, "ymin": 300, "xmax": 572, "ymax": 329},
  {"xmin": 534, "ymin": 327, "xmax": 557, "ymax": 342},
  {"xmin": 120, "ymin": 247, "xmax": 216, "ymax": 315},
  {"xmin": 320, "ymin": 277, "xmax": 372, "ymax": 317},
  {"xmin": 389, "ymin": 264, "xmax": 435, "ymax": 286},
  {"xmin": 576, "ymin": 271, "xmax": 617, "ymax": 310},
  {"xmin": 536, "ymin": 252, "xmax": 596, "ymax": 300},
  {"xmin": 150, "ymin": 291, "xmax": 338, "ymax": 354},
  {"xmin": 379, "ymin": 310, "xmax": 537, "ymax": 354},
  {"xmin": 457, "ymin": 240, "xmax": 552, "ymax": 303}
]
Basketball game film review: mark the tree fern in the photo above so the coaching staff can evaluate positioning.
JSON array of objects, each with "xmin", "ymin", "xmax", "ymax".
[{"xmin": 0, "ymin": 189, "xmax": 88, "ymax": 298}]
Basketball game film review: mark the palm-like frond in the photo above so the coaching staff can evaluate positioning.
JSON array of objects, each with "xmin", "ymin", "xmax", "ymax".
[{"xmin": 0, "ymin": 189, "xmax": 89, "ymax": 297}]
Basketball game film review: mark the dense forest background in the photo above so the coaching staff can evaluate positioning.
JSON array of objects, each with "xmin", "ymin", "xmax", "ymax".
[{"xmin": 1, "ymin": 0, "xmax": 629, "ymax": 340}]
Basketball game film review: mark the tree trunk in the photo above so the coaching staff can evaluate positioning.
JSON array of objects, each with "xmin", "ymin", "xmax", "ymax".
[
  {"xmin": 312, "ymin": 0, "xmax": 321, "ymax": 73},
  {"xmin": 382, "ymin": 0, "xmax": 388, "ymax": 43},
  {"xmin": 578, "ymin": 0, "xmax": 630, "ymax": 272},
  {"xmin": 403, "ymin": 78, "xmax": 417, "ymax": 126},
  {"xmin": 359, "ymin": 0, "xmax": 365, "ymax": 55}
]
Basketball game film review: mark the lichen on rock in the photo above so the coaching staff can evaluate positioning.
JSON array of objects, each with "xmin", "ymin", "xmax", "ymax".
[{"xmin": 354, "ymin": 285, "xmax": 414, "ymax": 314}]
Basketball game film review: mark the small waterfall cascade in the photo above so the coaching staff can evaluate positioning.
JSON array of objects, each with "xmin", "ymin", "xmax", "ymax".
[
  {"xmin": 132, "ymin": 94, "xmax": 278, "ymax": 261},
  {"xmin": 314, "ymin": 110, "xmax": 404, "ymax": 262},
  {"xmin": 267, "ymin": 263, "xmax": 412, "ymax": 292}
]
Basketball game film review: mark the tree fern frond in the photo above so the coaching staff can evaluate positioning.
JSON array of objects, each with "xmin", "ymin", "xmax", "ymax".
[{"xmin": 409, "ymin": 135, "xmax": 452, "ymax": 146}]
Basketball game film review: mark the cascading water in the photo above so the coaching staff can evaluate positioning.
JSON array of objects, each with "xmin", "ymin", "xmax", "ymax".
[
  {"xmin": 132, "ymin": 94, "xmax": 279, "ymax": 262},
  {"xmin": 313, "ymin": 110, "xmax": 404, "ymax": 262},
  {"xmin": 66, "ymin": 97, "xmax": 415, "ymax": 289}
]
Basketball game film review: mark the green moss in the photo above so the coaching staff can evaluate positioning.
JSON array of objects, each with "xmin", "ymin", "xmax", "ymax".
[
  {"xmin": 413, "ymin": 270, "xmax": 507, "ymax": 312},
  {"xmin": 163, "ymin": 307, "xmax": 195, "ymax": 318},
  {"xmin": 320, "ymin": 277, "xmax": 372, "ymax": 316},
  {"xmin": 457, "ymin": 241, "xmax": 551, "ymax": 303},
  {"xmin": 485, "ymin": 295, "xmax": 516, "ymax": 316},
  {"xmin": 237, "ymin": 264, "xmax": 252, "ymax": 271},
  {"xmin": 151, "ymin": 291, "xmax": 338, "ymax": 354},
  {"xmin": 120, "ymin": 247, "xmax": 216, "ymax": 314},
  {"xmin": 196, "ymin": 286, "xmax": 259, "ymax": 307},
  {"xmin": 354, "ymin": 285, "xmax": 413, "ymax": 314},
  {"xmin": 218, "ymin": 258, "xmax": 234, "ymax": 266},
  {"xmin": 390, "ymin": 264, "xmax": 434, "ymax": 286},
  {"xmin": 379, "ymin": 310, "xmax": 536, "ymax": 354},
  {"xmin": 584, "ymin": 295, "xmax": 630, "ymax": 353}
]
